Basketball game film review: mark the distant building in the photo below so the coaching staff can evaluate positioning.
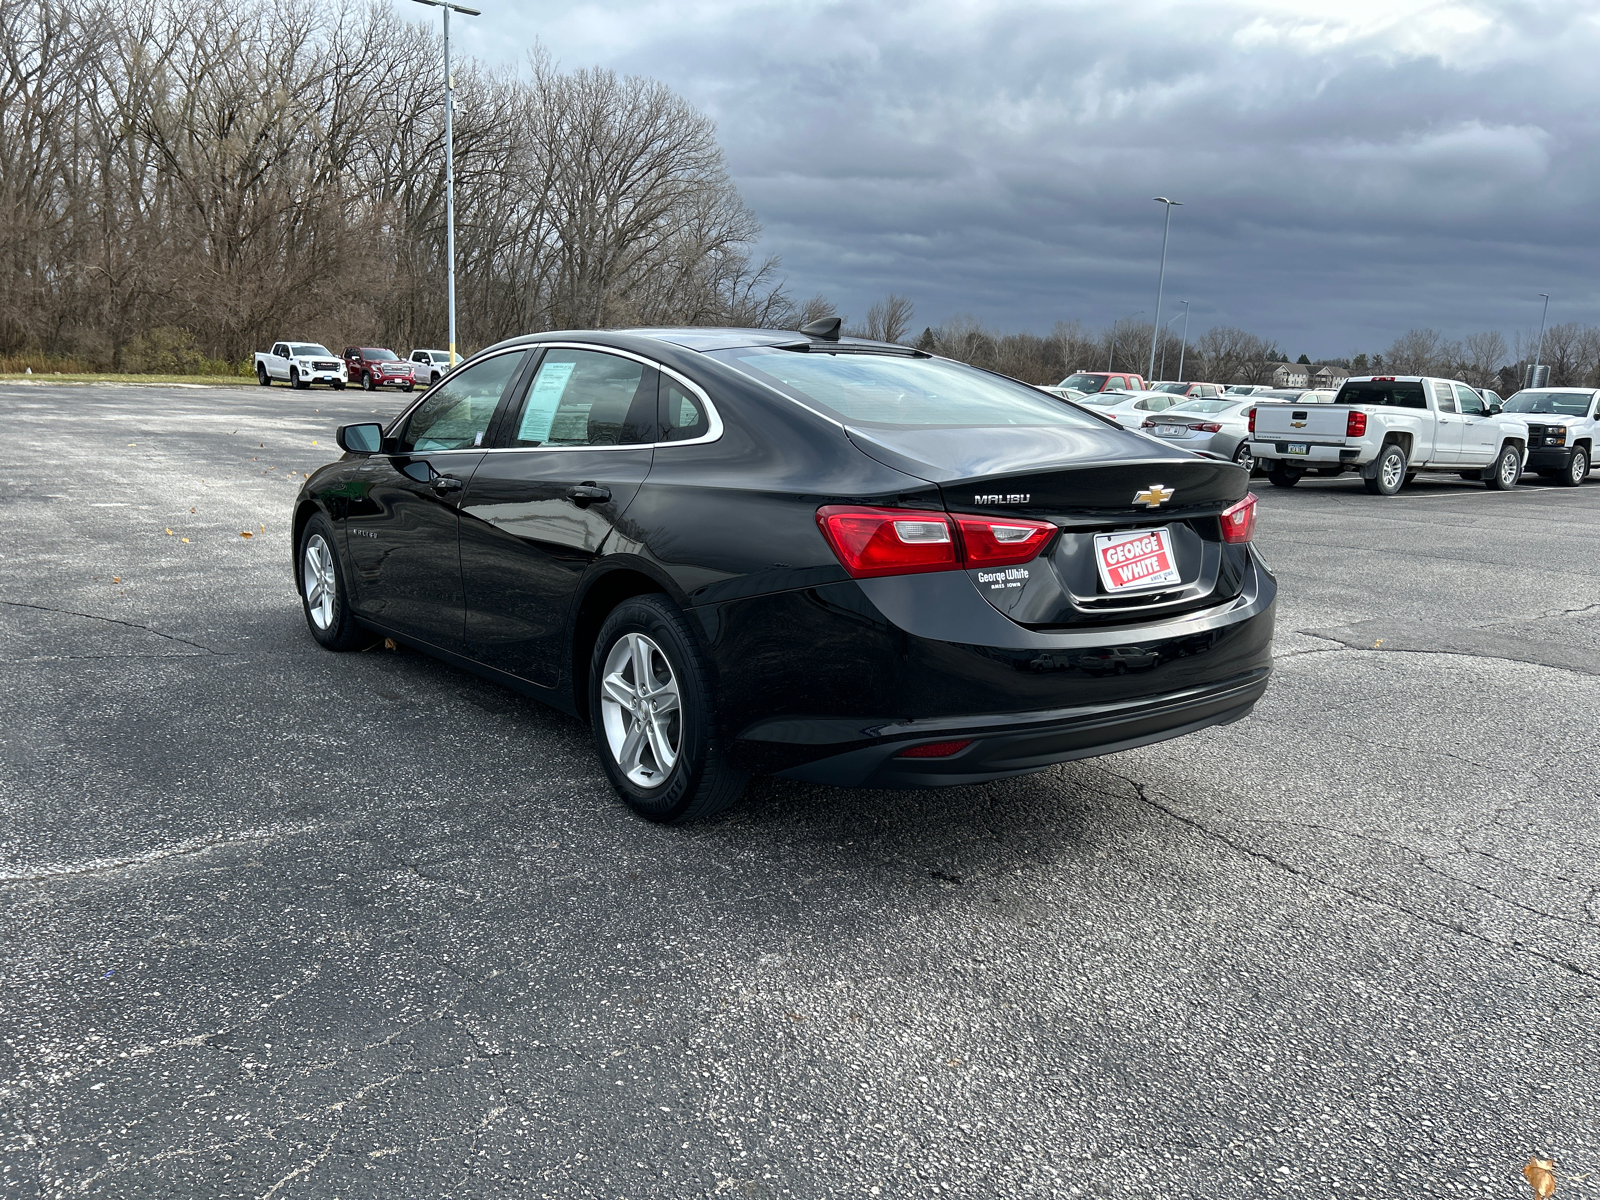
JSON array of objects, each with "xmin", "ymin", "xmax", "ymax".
[
  {"xmin": 1236, "ymin": 362, "xmax": 1311, "ymax": 387},
  {"xmin": 1310, "ymin": 365, "xmax": 1350, "ymax": 389}
]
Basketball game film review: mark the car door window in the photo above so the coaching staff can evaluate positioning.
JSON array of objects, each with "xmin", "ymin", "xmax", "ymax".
[
  {"xmin": 1455, "ymin": 385, "xmax": 1485, "ymax": 415},
  {"xmin": 1437, "ymin": 393, "xmax": 1457, "ymax": 414},
  {"xmin": 661, "ymin": 377, "xmax": 709, "ymax": 441},
  {"xmin": 398, "ymin": 351, "xmax": 526, "ymax": 452},
  {"xmin": 504, "ymin": 349, "xmax": 658, "ymax": 448}
]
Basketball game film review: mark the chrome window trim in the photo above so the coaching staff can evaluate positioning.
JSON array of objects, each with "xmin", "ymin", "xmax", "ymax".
[{"xmin": 386, "ymin": 341, "xmax": 723, "ymax": 454}]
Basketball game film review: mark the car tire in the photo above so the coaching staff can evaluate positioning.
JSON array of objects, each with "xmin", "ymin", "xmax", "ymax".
[
  {"xmin": 402, "ymin": 383, "xmax": 414, "ymax": 393},
  {"xmin": 1485, "ymin": 444, "xmax": 1522, "ymax": 490},
  {"xmin": 256, "ymin": 364, "xmax": 270, "ymax": 386},
  {"xmin": 1231, "ymin": 442, "xmax": 1254, "ymax": 473},
  {"xmin": 333, "ymin": 381, "xmax": 345, "ymax": 390},
  {"xmin": 589, "ymin": 595, "xmax": 746, "ymax": 824},
  {"xmin": 290, "ymin": 368, "xmax": 305, "ymax": 390},
  {"xmin": 297, "ymin": 514, "xmax": 373, "ymax": 651},
  {"xmin": 1364, "ymin": 444, "xmax": 1407, "ymax": 495},
  {"xmin": 363, "ymin": 371, "xmax": 375, "ymax": 391},
  {"xmin": 1558, "ymin": 446, "xmax": 1589, "ymax": 487},
  {"xmin": 1265, "ymin": 463, "xmax": 1302, "ymax": 488}
]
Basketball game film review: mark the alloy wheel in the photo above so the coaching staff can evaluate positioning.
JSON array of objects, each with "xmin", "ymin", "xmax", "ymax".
[
  {"xmin": 1381, "ymin": 452, "xmax": 1404, "ymax": 491},
  {"xmin": 302, "ymin": 534, "xmax": 337, "ymax": 630},
  {"xmin": 599, "ymin": 632, "xmax": 682, "ymax": 789},
  {"xmin": 1500, "ymin": 449, "xmax": 1520, "ymax": 487},
  {"xmin": 1233, "ymin": 444, "xmax": 1254, "ymax": 473}
]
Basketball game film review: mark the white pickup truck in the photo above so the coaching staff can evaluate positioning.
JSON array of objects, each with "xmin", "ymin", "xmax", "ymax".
[
  {"xmin": 1249, "ymin": 375, "xmax": 1528, "ymax": 495},
  {"xmin": 254, "ymin": 342, "xmax": 348, "ymax": 390}
]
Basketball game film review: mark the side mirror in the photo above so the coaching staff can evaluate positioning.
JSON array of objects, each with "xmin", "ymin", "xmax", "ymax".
[
  {"xmin": 337, "ymin": 423, "xmax": 384, "ymax": 454},
  {"xmin": 1486, "ymin": 402, "xmax": 1502, "ymax": 416}
]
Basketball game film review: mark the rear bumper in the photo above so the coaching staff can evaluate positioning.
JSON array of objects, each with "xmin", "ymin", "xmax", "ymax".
[
  {"xmin": 773, "ymin": 669, "xmax": 1268, "ymax": 787},
  {"xmin": 709, "ymin": 553, "xmax": 1277, "ymax": 787},
  {"xmin": 1249, "ymin": 440, "xmax": 1357, "ymax": 465}
]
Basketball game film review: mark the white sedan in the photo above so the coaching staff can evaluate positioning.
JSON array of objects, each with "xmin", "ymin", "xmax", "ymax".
[{"xmin": 1070, "ymin": 389, "xmax": 1186, "ymax": 429}]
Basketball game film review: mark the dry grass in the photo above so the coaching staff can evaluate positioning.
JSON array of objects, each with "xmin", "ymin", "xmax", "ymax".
[{"xmin": 0, "ymin": 373, "xmax": 259, "ymax": 387}]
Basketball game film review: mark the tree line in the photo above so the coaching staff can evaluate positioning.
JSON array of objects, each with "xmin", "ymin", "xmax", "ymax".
[{"xmin": 0, "ymin": 0, "xmax": 802, "ymax": 371}]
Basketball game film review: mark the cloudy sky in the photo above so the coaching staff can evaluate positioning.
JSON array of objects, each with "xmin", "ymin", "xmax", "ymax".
[{"xmin": 415, "ymin": 0, "xmax": 1600, "ymax": 358}]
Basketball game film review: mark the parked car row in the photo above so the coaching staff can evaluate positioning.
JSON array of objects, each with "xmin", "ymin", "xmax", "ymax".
[
  {"xmin": 1246, "ymin": 376, "xmax": 1596, "ymax": 493},
  {"xmin": 254, "ymin": 341, "xmax": 455, "ymax": 390}
]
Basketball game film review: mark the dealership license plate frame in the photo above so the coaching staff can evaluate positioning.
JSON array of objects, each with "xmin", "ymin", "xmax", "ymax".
[{"xmin": 1093, "ymin": 527, "xmax": 1181, "ymax": 594}]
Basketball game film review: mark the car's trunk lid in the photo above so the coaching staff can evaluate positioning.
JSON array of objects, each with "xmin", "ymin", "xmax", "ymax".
[
  {"xmin": 845, "ymin": 423, "xmax": 1253, "ymax": 629},
  {"xmin": 1251, "ymin": 402, "xmax": 1347, "ymax": 442}
]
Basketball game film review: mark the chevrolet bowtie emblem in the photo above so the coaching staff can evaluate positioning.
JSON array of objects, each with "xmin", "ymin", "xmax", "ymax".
[
  {"xmin": 1133, "ymin": 484, "xmax": 1175, "ymax": 507},
  {"xmin": 1291, "ymin": 420, "xmax": 1306, "ymax": 428}
]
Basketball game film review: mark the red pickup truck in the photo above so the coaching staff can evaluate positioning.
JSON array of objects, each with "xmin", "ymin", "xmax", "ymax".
[
  {"xmin": 1056, "ymin": 370, "xmax": 1149, "ymax": 394},
  {"xmin": 341, "ymin": 347, "xmax": 416, "ymax": 392}
]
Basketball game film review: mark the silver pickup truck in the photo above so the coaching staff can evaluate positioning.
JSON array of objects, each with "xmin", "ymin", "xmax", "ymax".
[{"xmin": 1249, "ymin": 375, "xmax": 1528, "ymax": 495}]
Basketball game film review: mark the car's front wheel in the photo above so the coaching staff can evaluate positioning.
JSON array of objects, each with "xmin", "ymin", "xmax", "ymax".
[
  {"xmin": 290, "ymin": 368, "xmax": 305, "ymax": 390},
  {"xmin": 298, "ymin": 515, "xmax": 372, "ymax": 650},
  {"xmin": 1558, "ymin": 446, "xmax": 1589, "ymax": 487},
  {"xmin": 363, "ymin": 371, "xmax": 375, "ymax": 391},
  {"xmin": 1485, "ymin": 444, "xmax": 1522, "ymax": 490},
  {"xmin": 590, "ymin": 595, "xmax": 745, "ymax": 823}
]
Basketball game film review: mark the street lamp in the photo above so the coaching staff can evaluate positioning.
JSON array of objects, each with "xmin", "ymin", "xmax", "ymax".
[
  {"xmin": 1175, "ymin": 300, "xmax": 1191, "ymax": 381},
  {"xmin": 411, "ymin": 0, "xmax": 481, "ymax": 368},
  {"xmin": 1159, "ymin": 306, "xmax": 1186, "ymax": 381},
  {"xmin": 1148, "ymin": 197, "xmax": 1182, "ymax": 381},
  {"xmin": 1108, "ymin": 311, "xmax": 1144, "ymax": 372},
  {"xmin": 1531, "ymin": 292, "xmax": 1551, "ymax": 388}
]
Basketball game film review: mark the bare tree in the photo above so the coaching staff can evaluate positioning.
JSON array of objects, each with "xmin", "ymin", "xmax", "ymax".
[
  {"xmin": 855, "ymin": 293, "xmax": 914, "ymax": 343},
  {"xmin": 1462, "ymin": 331, "xmax": 1507, "ymax": 389},
  {"xmin": 1383, "ymin": 329, "xmax": 1444, "ymax": 376}
]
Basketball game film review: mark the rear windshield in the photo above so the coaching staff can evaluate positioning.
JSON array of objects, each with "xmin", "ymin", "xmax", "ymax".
[
  {"xmin": 363, "ymin": 348, "xmax": 399, "ymax": 361},
  {"xmin": 1060, "ymin": 373, "xmax": 1110, "ymax": 392},
  {"xmin": 1169, "ymin": 398, "xmax": 1237, "ymax": 414},
  {"xmin": 712, "ymin": 349, "xmax": 1104, "ymax": 430},
  {"xmin": 1504, "ymin": 390, "xmax": 1593, "ymax": 416},
  {"xmin": 1335, "ymin": 381, "xmax": 1427, "ymax": 409}
]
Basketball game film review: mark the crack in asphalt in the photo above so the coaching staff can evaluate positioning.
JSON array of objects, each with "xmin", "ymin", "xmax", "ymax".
[
  {"xmin": 1096, "ymin": 766, "xmax": 1600, "ymax": 984},
  {"xmin": 0, "ymin": 823, "xmax": 321, "ymax": 885},
  {"xmin": 0, "ymin": 600, "xmax": 223, "ymax": 654}
]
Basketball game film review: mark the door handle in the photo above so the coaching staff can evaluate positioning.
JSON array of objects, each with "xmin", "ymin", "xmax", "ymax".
[
  {"xmin": 431, "ymin": 475, "xmax": 463, "ymax": 494},
  {"xmin": 566, "ymin": 483, "xmax": 611, "ymax": 506}
]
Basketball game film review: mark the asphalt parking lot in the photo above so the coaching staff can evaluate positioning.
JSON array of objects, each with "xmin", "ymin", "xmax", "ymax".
[{"xmin": 3, "ymin": 381, "xmax": 1598, "ymax": 1200}]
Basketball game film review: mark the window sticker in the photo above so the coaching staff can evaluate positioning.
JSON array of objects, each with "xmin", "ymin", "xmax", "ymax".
[{"xmin": 517, "ymin": 361, "xmax": 576, "ymax": 443}]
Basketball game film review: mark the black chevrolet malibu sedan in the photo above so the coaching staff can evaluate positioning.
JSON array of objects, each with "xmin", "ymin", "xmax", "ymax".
[{"xmin": 291, "ymin": 323, "xmax": 1276, "ymax": 822}]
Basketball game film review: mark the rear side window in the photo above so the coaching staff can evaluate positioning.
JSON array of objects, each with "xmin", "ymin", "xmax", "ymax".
[
  {"xmin": 661, "ymin": 378, "xmax": 708, "ymax": 441},
  {"xmin": 399, "ymin": 351, "xmax": 526, "ymax": 452},
  {"xmin": 1336, "ymin": 382, "xmax": 1427, "ymax": 409},
  {"xmin": 716, "ymin": 349, "xmax": 1104, "ymax": 430},
  {"xmin": 505, "ymin": 349, "xmax": 657, "ymax": 448}
]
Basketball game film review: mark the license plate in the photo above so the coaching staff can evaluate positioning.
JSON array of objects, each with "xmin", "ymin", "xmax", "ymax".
[
  {"xmin": 1094, "ymin": 528, "xmax": 1181, "ymax": 593},
  {"xmin": 1285, "ymin": 443, "xmax": 1308, "ymax": 455},
  {"xmin": 1154, "ymin": 425, "xmax": 1186, "ymax": 437}
]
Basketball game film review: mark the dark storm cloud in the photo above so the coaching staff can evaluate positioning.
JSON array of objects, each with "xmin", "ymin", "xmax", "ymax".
[{"xmin": 441, "ymin": 0, "xmax": 1600, "ymax": 353}]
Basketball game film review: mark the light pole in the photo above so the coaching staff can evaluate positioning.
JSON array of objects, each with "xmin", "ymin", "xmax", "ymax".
[
  {"xmin": 1176, "ymin": 300, "xmax": 1191, "ymax": 381},
  {"xmin": 1532, "ymin": 292, "xmax": 1550, "ymax": 388},
  {"xmin": 1107, "ymin": 311, "xmax": 1143, "ymax": 372},
  {"xmin": 1148, "ymin": 197, "xmax": 1182, "ymax": 381},
  {"xmin": 412, "ymin": 0, "xmax": 481, "ymax": 368},
  {"xmin": 1159, "ymin": 307, "xmax": 1185, "ymax": 380}
]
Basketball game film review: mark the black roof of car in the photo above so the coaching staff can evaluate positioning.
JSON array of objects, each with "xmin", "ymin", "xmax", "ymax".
[{"xmin": 482, "ymin": 327, "xmax": 921, "ymax": 357}]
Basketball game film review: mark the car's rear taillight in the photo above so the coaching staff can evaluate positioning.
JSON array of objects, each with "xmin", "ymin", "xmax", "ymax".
[
  {"xmin": 815, "ymin": 506, "xmax": 958, "ymax": 578},
  {"xmin": 1220, "ymin": 493, "xmax": 1258, "ymax": 544},
  {"xmin": 816, "ymin": 506, "xmax": 1056, "ymax": 578},
  {"xmin": 1194, "ymin": 422, "xmax": 1223, "ymax": 433},
  {"xmin": 1346, "ymin": 410, "xmax": 1367, "ymax": 437},
  {"xmin": 1247, "ymin": 407, "xmax": 1256, "ymax": 433},
  {"xmin": 953, "ymin": 514, "xmax": 1056, "ymax": 567}
]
